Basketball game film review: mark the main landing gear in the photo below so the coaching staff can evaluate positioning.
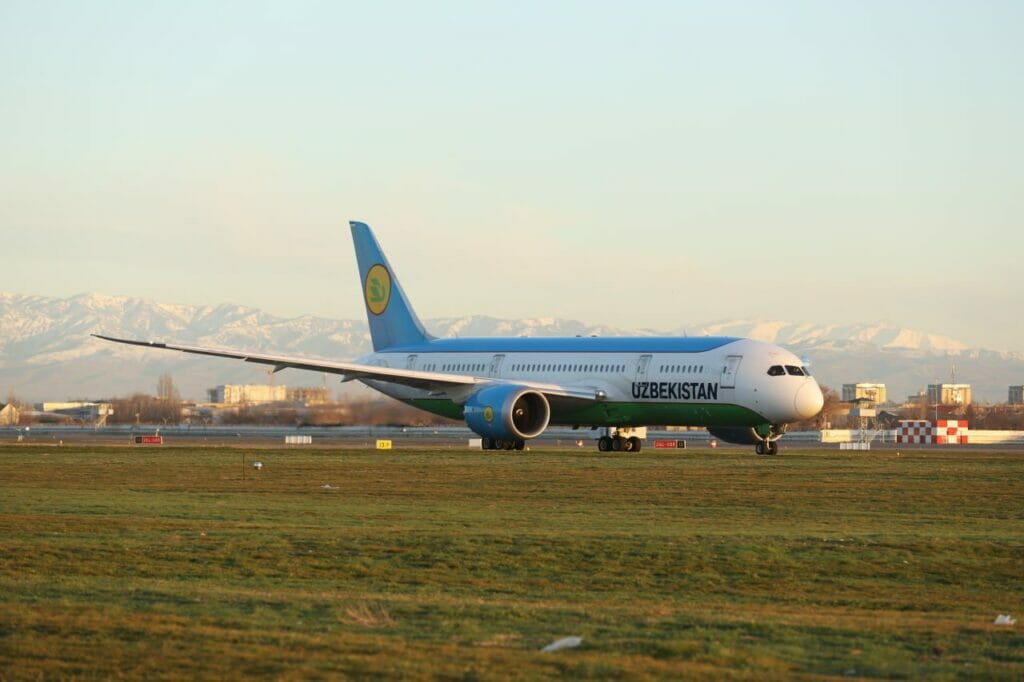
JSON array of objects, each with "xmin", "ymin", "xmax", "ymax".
[
  {"xmin": 597, "ymin": 435, "xmax": 643, "ymax": 452},
  {"xmin": 481, "ymin": 437, "xmax": 525, "ymax": 451},
  {"xmin": 755, "ymin": 440, "xmax": 779, "ymax": 456},
  {"xmin": 595, "ymin": 427, "xmax": 646, "ymax": 453}
]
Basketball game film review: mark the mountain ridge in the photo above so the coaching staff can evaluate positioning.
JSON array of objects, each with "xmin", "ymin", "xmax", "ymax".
[{"xmin": 1, "ymin": 291, "xmax": 1020, "ymax": 403}]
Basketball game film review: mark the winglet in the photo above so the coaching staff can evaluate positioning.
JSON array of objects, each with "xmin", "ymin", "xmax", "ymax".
[{"xmin": 349, "ymin": 221, "xmax": 433, "ymax": 351}]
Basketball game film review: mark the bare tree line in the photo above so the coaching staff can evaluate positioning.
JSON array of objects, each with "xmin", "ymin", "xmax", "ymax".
[{"xmin": 7, "ymin": 377, "xmax": 1024, "ymax": 429}]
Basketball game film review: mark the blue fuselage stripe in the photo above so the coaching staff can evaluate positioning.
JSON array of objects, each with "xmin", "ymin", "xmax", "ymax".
[{"xmin": 381, "ymin": 336, "xmax": 740, "ymax": 354}]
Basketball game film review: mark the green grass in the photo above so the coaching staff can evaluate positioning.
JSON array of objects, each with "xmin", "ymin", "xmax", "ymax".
[{"xmin": 1, "ymin": 444, "xmax": 1022, "ymax": 679}]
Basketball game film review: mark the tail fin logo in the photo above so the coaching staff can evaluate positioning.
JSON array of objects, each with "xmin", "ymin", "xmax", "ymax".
[{"xmin": 364, "ymin": 264, "xmax": 392, "ymax": 316}]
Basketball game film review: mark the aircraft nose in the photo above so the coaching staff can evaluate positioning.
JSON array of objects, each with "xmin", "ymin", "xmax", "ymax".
[{"xmin": 794, "ymin": 381, "xmax": 824, "ymax": 420}]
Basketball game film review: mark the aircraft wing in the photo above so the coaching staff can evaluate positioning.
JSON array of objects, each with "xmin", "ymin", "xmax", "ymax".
[{"xmin": 91, "ymin": 334, "xmax": 603, "ymax": 401}]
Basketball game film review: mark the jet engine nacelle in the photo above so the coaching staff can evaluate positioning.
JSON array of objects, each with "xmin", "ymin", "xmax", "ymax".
[{"xmin": 464, "ymin": 384, "xmax": 550, "ymax": 441}]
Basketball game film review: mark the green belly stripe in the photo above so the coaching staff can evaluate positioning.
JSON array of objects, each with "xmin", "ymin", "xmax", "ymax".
[{"xmin": 403, "ymin": 398, "xmax": 766, "ymax": 428}]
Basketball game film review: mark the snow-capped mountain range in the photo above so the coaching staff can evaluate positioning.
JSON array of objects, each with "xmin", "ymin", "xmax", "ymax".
[{"xmin": 1, "ymin": 291, "xmax": 1021, "ymax": 403}]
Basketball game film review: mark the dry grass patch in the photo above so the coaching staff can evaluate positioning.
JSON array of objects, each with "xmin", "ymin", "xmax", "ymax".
[{"xmin": 342, "ymin": 600, "xmax": 396, "ymax": 629}]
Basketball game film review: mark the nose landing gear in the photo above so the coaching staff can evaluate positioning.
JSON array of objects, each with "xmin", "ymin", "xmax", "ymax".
[{"xmin": 755, "ymin": 424, "xmax": 784, "ymax": 456}]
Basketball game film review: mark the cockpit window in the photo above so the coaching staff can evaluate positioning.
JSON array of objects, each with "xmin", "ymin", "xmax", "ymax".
[
  {"xmin": 785, "ymin": 365, "xmax": 805, "ymax": 376},
  {"xmin": 767, "ymin": 365, "xmax": 785, "ymax": 376},
  {"xmin": 802, "ymin": 366, "xmax": 812, "ymax": 376}
]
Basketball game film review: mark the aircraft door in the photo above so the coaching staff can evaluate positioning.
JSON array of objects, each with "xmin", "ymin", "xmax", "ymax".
[
  {"xmin": 721, "ymin": 355, "xmax": 742, "ymax": 388},
  {"xmin": 635, "ymin": 354, "xmax": 652, "ymax": 383},
  {"xmin": 489, "ymin": 354, "xmax": 505, "ymax": 378}
]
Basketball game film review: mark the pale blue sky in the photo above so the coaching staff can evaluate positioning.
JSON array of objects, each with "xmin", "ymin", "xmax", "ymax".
[{"xmin": 2, "ymin": 1, "xmax": 1022, "ymax": 350}]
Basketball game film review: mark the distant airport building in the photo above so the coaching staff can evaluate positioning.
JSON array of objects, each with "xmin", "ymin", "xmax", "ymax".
[
  {"xmin": 842, "ymin": 383, "xmax": 887, "ymax": 405},
  {"xmin": 1010, "ymin": 385, "xmax": 1024, "ymax": 405},
  {"xmin": 0, "ymin": 403, "xmax": 19, "ymax": 426},
  {"xmin": 208, "ymin": 384, "xmax": 287, "ymax": 405},
  {"xmin": 207, "ymin": 384, "xmax": 329, "ymax": 406},
  {"xmin": 36, "ymin": 402, "xmax": 113, "ymax": 425},
  {"xmin": 927, "ymin": 383, "xmax": 972, "ymax": 406}
]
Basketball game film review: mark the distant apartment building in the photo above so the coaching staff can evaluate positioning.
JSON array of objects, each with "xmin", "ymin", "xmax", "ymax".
[
  {"xmin": 927, "ymin": 383, "xmax": 972, "ymax": 406},
  {"xmin": 208, "ymin": 384, "xmax": 287, "ymax": 405},
  {"xmin": 904, "ymin": 391, "xmax": 927, "ymax": 407},
  {"xmin": 286, "ymin": 386, "xmax": 330, "ymax": 405},
  {"xmin": 0, "ymin": 403, "xmax": 19, "ymax": 426},
  {"xmin": 842, "ymin": 383, "xmax": 887, "ymax": 405},
  {"xmin": 1010, "ymin": 385, "xmax": 1024, "ymax": 405}
]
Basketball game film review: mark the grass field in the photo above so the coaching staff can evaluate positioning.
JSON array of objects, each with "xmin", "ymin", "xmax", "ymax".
[{"xmin": 1, "ymin": 444, "xmax": 1022, "ymax": 680}]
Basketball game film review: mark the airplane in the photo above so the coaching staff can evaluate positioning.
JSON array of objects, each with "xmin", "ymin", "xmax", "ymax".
[{"xmin": 94, "ymin": 221, "xmax": 824, "ymax": 455}]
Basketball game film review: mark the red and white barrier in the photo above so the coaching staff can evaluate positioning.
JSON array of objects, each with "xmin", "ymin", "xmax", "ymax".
[
  {"xmin": 898, "ymin": 420, "xmax": 932, "ymax": 444},
  {"xmin": 934, "ymin": 419, "xmax": 969, "ymax": 445},
  {"xmin": 897, "ymin": 420, "xmax": 969, "ymax": 445}
]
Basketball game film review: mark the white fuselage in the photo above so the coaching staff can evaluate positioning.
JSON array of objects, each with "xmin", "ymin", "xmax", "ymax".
[{"xmin": 360, "ymin": 338, "xmax": 822, "ymax": 427}]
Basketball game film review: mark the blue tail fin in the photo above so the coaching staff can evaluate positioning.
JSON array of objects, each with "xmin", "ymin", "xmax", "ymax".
[{"xmin": 350, "ymin": 221, "xmax": 433, "ymax": 351}]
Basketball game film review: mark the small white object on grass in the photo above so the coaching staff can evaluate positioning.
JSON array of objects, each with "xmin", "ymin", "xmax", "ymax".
[
  {"xmin": 541, "ymin": 636, "xmax": 582, "ymax": 652},
  {"xmin": 253, "ymin": 461, "xmax": 263, "ymax": 470},
  {"xmin": 994, "ymin": 614, "xmax": 1016, "ymax": 625},
  {"xmin": 321, "ymin": 484, "xmax": 337, "ymax": 490}
]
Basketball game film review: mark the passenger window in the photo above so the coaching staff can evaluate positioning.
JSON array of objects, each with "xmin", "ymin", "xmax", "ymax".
[
  {"xmin": 785, "ymin": 365, "xmax": 805, "ymax": 376},
  {"xmin": 767, "ymin": 365, "xmax": 785, "ymax": 376}
]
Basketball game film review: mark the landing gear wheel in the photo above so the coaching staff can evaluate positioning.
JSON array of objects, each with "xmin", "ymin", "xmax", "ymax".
[
  {"xmin": 755, "ymin": 442, "xmax": 765, "ymax": 456},
  {"xmin": 598, "ymin": 436, "xmax": 612, "ymax": 452},
  {"xmin": 611, "ymin": 436, "xmax": 623, "ymax": 452},
  {"xmin": 765, "ymin": 441, "xmax": 778, "ymax": 456},
  {"xmin": 503, "ymin": 440, "xmax": 515, "ymax": 451},
  {"xmin": 514, "ymin": 439, "xmax": 525, "ymax": 451},
  {"xmin": 482, "ymin": 437, "xmax": 494, "ymax": 450},
  {"xmin": 629, "ymin": 437, "xmax": 642, "ymax": 453}
]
